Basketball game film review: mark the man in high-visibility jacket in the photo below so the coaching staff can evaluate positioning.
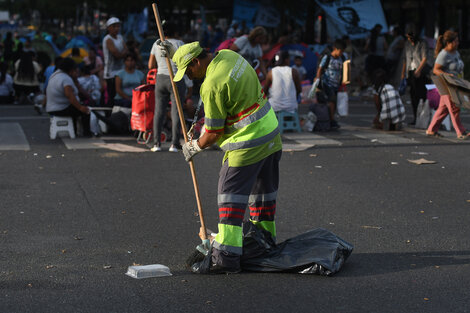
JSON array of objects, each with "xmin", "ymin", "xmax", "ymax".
[{"xmin": 158, "ymin": 41, "xmax": 282, "ymax": 273}]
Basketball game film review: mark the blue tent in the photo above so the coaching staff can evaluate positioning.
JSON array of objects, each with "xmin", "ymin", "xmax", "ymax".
[
  {"xmin": 75, "ymin": 36, "xmax": 96, "ymax": 50},
  {"xmin": 64, "ymin": 36, "xmax": 96, "ymax": 51},
  {"xmin": 44, "ymin": 37, "xmax": 61, "ymax": 55}
]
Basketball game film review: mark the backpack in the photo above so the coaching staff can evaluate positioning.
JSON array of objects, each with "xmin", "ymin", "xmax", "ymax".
[
  {"xmin": 320, "ymin": 53, "xmax": 346, "ymax": 80},
  {"xmin": 316, "ymin": 53, "xmax": 346, "ymax": 101}
]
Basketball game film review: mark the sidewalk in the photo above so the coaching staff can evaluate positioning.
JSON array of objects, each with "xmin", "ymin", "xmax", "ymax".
[{"xmin": 2, "ymin": 99, "xmax": 470, "ymax": 154}]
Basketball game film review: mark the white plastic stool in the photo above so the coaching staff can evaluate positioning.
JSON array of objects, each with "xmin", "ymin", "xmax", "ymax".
[{"xmin": 50, "ymin": 116, "xmax": 76, "ymax": 139}]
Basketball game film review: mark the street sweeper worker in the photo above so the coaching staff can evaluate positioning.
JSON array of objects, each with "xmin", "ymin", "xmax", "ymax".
[{"xmin": 157, "ymin": 40, "xmax": 282, "ymax": 273}]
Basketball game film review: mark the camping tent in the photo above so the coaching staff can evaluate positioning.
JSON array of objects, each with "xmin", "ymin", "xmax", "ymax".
[
  {"xmin": 65, "ymin": 37, "xmax": 93, "ymax": 50},
  {"xmin": 60, "ymin": 47, "xmax": 88, "ymax": 65},
  {"xmin": 31, "ymin": 38, "xmax": 57, "ymax": 63},
  {"xmin": 44, "ymin": 37, "xmax": 61, "ymax": 56}
]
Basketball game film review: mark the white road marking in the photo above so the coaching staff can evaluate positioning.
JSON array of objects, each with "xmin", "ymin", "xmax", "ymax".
[
  {"xmin": 61, "ymin": 138, "xmax": 106, "ymax": 150},
  {"xmin": 93, "ymin": 143, "xmax": 148, "ymax": 152},
  {"xmin": 0, "ymin": 122, "xmax": 30, "ymax": 150},
  {"xmin": 283, "ymin": 132, "xmax": 342, "ymax": 147},
  {"xmin": 351, "ymin": 131, "xmax": 419, "ymax": 144},
  {"xmin": 341, "ymin": 124, "xmax": 420, "ymax": 144}
]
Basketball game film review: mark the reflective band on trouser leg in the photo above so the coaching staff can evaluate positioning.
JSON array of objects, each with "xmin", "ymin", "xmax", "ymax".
[
  {"xmin": 213, "ymin": 224, "xmax": 243, "ymax": 255},
  {"xmin": 247, "ymin": 151, "xmax": 281, "ymax": 239},
  {"xmin": 248, "ymin": 191, "xmax": 277, "ymax": 203},
  {"xmin": 249, "ymin": 201, "xmax": 276, "ymax": 238},
  {"xmin": 216, "ymin": 157, "xmax": 266, "ymax": 256},
  {"xmin": 250, "ymin": 220, "xmax": 276, "ymax": 239},
  {"xmin": 215, "ymin": 203, "xmax": 246, "ymax": 255}
]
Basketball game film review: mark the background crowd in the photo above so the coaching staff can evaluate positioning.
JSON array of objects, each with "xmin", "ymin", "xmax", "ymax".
[{"xmin": 0, "ymin": 12, "xmax": 468, "ymax": 143}]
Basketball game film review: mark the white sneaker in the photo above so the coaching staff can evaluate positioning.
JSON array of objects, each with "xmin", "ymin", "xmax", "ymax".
[
  {"xmin": 169, "ymin": 145, "xmax": 179, "ymax": 152},
  {"xmin": 150, "ymin": 144, "xmax": 162, "ymax": 152}
]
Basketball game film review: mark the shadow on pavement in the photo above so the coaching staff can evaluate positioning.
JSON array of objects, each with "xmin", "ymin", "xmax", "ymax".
[{"xmin": 340, "ymin": 250, "xmax": 470, "ymax": 277}]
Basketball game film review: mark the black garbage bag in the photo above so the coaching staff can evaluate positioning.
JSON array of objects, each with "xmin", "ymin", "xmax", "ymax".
[
  {"xmin": 240, "ymin": 221, "xmax": 353, "ymax": 275},
  {"xmin": 94, "ymin": 111, "xmax": 131, "ymax": 135},
  {"xmin": 190, "ymin": 221, "xmax": 353, "ymax": 276}
]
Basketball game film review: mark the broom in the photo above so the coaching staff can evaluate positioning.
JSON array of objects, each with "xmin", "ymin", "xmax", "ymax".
[{"xmin": 151, "ymin": 3, "xmax": 210, "ymax": 268}]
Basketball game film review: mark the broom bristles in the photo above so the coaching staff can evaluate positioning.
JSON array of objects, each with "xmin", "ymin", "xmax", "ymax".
[{"xmin": 185, "ymin": 249, "xmax": 206, "ymax": 269}]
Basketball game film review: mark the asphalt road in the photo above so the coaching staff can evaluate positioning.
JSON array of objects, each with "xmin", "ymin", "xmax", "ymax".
[{"xmin": 1, "ymin": 102, "xmax": 470, "ymax": 313}]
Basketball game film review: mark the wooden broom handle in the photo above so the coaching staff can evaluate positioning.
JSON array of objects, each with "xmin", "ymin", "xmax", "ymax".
[{"xmin": 152, "ymin": 3, "xmax": 207, "ymax": 240}]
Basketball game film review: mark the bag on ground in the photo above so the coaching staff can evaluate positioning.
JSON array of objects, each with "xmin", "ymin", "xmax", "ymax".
[
  {"xmin": 89, "ymin": 111, "xmax": 101, "ymax": 135},
  {"xmin": 93, "ymin": 111, "xmax": 131, "ymax": 135},
  {"xmin": 302, "ymin": 111, "xmax": 317, "ymax": 132},
  {"xmin": 415, "ymin": 99, "xmax": 431, "ymax": 129},
  {"xmin": 378, "ymin": 84, "xmax": 406, "ymax": 124},
  {"xmin": 191, "ymin": 221, "xmax": 353, "ymax": 276},
  {"xmin": 337, "ymin": 91, "xmax": 349, "ymax": 117}
]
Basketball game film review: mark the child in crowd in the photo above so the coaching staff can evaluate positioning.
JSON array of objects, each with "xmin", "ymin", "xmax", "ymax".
[
  {"xmin": 372, "ymin": 69, "xmax": 406, "ymax": 130},
  {"xmin": 292, "ymin": 55, "xmax": 307, "ymax": 81},
  {"xmin": 314, "ymin": 39, "xmax": 346, "ymax": 129}
]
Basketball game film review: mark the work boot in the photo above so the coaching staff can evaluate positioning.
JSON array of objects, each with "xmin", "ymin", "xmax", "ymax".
[
  {"xmin": 210, "ymin": 248, "xmax": 241, "ymax": 274},
  {"xmin": 190, "ymin": 247, "xmax": 240, "ymax": 274},
  {"xmin": 209, "ymin": 263, "xmax": 241, "ymax": 274}
]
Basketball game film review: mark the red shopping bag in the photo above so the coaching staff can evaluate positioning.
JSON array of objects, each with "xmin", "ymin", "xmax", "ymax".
[{"xmin": 131, "ymin": 84, "xmax": 155, "ymax": 132}]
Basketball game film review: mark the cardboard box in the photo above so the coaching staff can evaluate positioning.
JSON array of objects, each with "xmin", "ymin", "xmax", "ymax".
[
  {"xmin": 443, "ymin": 74, "xmax": 470, "ymax": 90},
  {"xmin": 430, "ymin": 74, "xmax": 470, "ymax": 109},
  {"xmin": 447, "ymin": 86, "xmax": 470, "ymax": 109}
]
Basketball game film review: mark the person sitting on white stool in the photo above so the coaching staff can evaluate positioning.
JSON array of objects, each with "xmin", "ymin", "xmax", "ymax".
[{"xmin": 46, "ymin": 58, "xmax": 91, "ymax": 136}]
